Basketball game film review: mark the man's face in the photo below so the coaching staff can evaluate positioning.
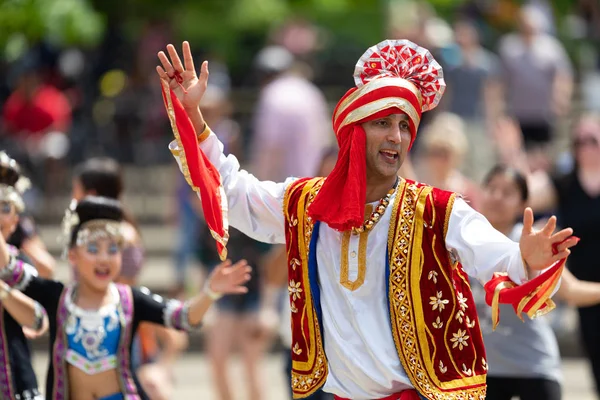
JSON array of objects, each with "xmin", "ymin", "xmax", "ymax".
[{"xmin": 361, "ymin": 113, "xmax": 411, "ymax": 184}]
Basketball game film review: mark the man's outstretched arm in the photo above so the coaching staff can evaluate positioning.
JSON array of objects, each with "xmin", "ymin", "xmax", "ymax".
[{"xmin": 158, "ymin": 42, "xmax": 292, "ymax": 244}]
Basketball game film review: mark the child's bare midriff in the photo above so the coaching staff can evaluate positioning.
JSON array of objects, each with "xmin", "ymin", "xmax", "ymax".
[{"xmin": 68, "ymin": 366, "xmax": 122, "ymax": 400}]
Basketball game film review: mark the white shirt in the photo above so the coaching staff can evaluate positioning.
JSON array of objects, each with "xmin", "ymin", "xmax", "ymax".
[{"xmin": 170, "ymin": 134, "xmax": 530, "ymax": 399}]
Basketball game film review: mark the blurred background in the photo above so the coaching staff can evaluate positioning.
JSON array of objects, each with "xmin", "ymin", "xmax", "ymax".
[{"xmin": 1, "ymin": 0, "xmax": 600, "ymax": 398}]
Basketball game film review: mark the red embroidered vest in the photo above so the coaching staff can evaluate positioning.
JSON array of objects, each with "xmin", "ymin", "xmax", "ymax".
[{"xmin": 284, "ymin": 178, "xmax": 487, "ymax": 400}]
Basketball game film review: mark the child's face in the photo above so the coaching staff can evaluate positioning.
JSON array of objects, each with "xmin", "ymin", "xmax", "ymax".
[
  {"xmin": 0, "ymin": 201, "xmax": 19, "ymax": 240},
  {"xmin": 69, "ymin": 238, "xmax": 122, "ymax": 292}
]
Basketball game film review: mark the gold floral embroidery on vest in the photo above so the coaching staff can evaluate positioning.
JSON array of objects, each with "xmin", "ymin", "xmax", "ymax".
[
  {"xmin": 286, "ymin": 178, "xmax": 329, "ymax": 398},
  {"xmin": 429, "ymin": 291, "xmax": 449, "ymax": 311},
  {"xmin": 293, "ymin": 343, "xmax": 303, "ymax": 355},
  {"xmin": 482, "ymin": 358, "xmax": 488, "ymax": 371},
  {"xmin": 455, "ymin": 291, "xmax": 468, "ymax": 323},
  {"xmin": 465, "ymin": 315, "xmax": 477, "ymax": 328},
  {"xmin": 290, "ymin": 258, "xmax": 301, "ymax": 270},
  {"xmin": 462, "ymin": 363, "xmax": 473, "ymax": 376},
  {"xmin": 288, "ymin": 280, "xmax": 303, "ymax": 301},
  {"xmin": 388, "ymin": 181, "xmax": 487, "ymax": 400},
  {"xmin": 451, "ymin": 329, "xmax": 470, "ymax": 351},
  {"xmin": 427, "ymin": 270, "xmax": 438, "ymax": 283},
  {"xmin": 439, "ymin": 360, "xmax": 447, "ymax": 374}
]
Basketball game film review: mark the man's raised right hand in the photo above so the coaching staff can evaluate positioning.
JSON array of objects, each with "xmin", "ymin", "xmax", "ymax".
[{"xmin": 157, "ymin": 41, "xmax": 208, "ymax": 111}]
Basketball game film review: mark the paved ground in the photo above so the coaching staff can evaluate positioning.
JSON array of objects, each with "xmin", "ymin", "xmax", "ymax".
[{"xmin": 30, "ymin": 352, "xmax": 597, "ymax": 399}]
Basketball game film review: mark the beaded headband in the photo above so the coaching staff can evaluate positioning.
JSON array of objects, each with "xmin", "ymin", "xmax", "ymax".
[{"xmin": 60, "ymin": 200, "xmax": 124, "ymax": 257}]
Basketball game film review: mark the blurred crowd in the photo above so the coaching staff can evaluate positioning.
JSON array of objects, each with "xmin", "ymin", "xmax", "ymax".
[{"xmin": 2, "ymin": 0, "xmax": 600, "ymax": 399}]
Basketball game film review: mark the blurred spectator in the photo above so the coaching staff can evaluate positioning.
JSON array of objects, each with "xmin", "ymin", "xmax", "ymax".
[
  {"xmin": 497, "ymin": 5, "xmax": 573, "ymax": 153},
  {"xmin": 1, "ymin": 57, "xmax": 72, "ymax": 192},
  {"xmin": 416, "ymin": 112, "xmax": 482, "ymax": 210},
  {"xmin": 505, "ymin": 113, "xmax": 600, "ymax": 395},
  {"xmin": 199, "ymin": 223, "xmax": 271, "ymax": 400},
  {"xmin": 248, "ymin": 45, "xmax": 332, "ymax": 181},
  {"xmin": 441, "ymin": 18, "xmax": 501, "ymax": 182}
]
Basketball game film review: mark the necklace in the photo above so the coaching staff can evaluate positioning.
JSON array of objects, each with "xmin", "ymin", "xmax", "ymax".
[{"xmin": 352, "ymin": 178, "xmax": 400, "ymax": 235}]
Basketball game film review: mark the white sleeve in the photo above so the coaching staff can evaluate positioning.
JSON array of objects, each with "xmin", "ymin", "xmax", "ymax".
[
  {"xmin": 445, "ymin": 198, "xmax": 528, "ymax": 285},
  {"xmin": 169, "ymin": 131, "xmax": 295, "ymax": 244}
]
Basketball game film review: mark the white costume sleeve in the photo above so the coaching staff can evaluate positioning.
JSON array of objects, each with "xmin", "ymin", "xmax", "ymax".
[
  {"xmin": 445, "ymin": 198, "xmax": 529, "ymax": 285},
  {"xmin": 169, "ymin": 131, "xmax": 295, "ymax": 244}
]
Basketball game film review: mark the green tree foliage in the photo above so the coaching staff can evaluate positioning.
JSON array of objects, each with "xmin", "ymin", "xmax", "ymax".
[{"xmin": 0, "ymin": 0, "xmax": 104, "ymax": 60}]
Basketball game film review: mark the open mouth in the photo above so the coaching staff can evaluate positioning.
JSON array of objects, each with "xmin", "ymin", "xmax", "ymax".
[
  {"xmin": 94, "ymin": 267, "xmax": 111, "ymax": 279},
  {"xmin": 379, "ymin": 149, "xmax": 399, "ymax": 163}
]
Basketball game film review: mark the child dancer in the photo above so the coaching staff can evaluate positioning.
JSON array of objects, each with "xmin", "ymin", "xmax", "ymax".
[
  {"xmin": 0, "ymin": 151, "xmax": 45, "ymax": 399},
  {"xmin": 0, "ymin": 195, "xmax": 251, "ymax": 399}
]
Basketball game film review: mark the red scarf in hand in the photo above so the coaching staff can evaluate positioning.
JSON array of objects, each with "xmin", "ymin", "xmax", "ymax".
[
  {"xmin": 484, "ymin": 236, "xmax": 579, "ymax": 329},
  {"xmin": 160, "ymin": 79, "xmax": 229, "ymax": 261}
]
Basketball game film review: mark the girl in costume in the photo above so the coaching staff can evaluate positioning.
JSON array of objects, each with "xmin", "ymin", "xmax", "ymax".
[
  {"xmin": 0, "ymin": 195, "xmax": 251, "ymax": 399},
  {"xmin": 0, "ymin": 151, "xmax": 46, "ymax": 399},
  {"xmin": 475, "ymin": 165, "xmax": 600, "ymax": 400},
  {"xmin": 72, "ymin": 157, "xmax": 188, "ymax": 399}
]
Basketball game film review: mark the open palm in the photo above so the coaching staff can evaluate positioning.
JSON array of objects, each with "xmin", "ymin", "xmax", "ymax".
[
  {"xmin": 157, "ymin": 41, "xmax": 208, "ymax": 110},
  {"xmin": 519, "ymin": 207, "xmax": 578, "ymax": 271},
  {"xmin": 208, "ymin": 259, "xmax": 252, "ymax": 295}
]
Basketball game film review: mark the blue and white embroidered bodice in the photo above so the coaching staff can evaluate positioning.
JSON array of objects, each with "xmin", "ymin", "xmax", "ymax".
[{"xmin": 65, "ymin": 284, "xmax": 121, "ymax": 375}]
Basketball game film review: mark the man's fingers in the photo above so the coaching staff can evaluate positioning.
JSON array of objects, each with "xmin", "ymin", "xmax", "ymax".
[
  {"xmin": 541, "ymin": 215, "xmax": 557, "ymax": 235},
  {"xmin": 156, "ymin": 66, "xmax": 169, "ymax": 79},
  {"xmin": 182, "ymin": 41, "xmax": 196, "ymax": 73},
  {"xmin": 199, "ymin": 60, "xmax": 209, "ymax": 86},
  {"xmin": 522, "ymin": 207, "xmax": 534, "ymax": 234},
  {"xmin": 550, "ymin": 228, "xmax": 574, "ymax": 244},
  {"xmin": 167, "ymin": 44, "xmax": 185, "ymax": 73},
  {"xmin": 158, "ymin": 51, "xmax": 175, "ymax": 75},
  {"xmin": 555, "ymin": 236, "xmax": 579, "ymax": 253},
  {"xmin": 551, "ymin": 249, "xmax": 571, "ymax": 263}
]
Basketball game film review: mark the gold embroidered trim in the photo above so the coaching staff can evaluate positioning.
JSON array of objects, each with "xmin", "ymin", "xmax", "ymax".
[
  {"xmin": 162, "ymin": 79, "xmax": 196, "ymax": 193},
  {"xmin": 339, "ymin": 230, "xmax": 369, "ymax": 291},
  {"xmin": 388, "ymin": 179, "xmax": 405, "ymax": 260},
  {"xmin": 284, "ymin": 178, "xmax": 329, "ymax": 398},
  {"xmin": 388, "ymin": 184, "xmax": 486, "ymax": 399},
  {"xmin": 340, "ymin": 205, "xmax": 371, "ymax": 291}
]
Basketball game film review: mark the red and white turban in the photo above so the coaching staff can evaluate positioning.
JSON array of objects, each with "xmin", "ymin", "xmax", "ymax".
[{"xmin": 308, "ymin": 39, "xmax": 446, "ymax": 231}]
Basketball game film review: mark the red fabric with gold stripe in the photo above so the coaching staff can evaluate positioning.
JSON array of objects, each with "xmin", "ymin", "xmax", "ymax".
[
  {"xmin": 160, "ymin": 81, "xmax": 228, "ymax": 260},
  {"xmin": 386, "ymin": 180, "xmax": 486, "ymax": 398},
  {"xmin": 285, "ymin": 178, "xmax": 328, "ymax": 398}
]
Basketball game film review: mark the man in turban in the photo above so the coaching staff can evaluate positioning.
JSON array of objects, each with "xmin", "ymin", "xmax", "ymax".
[{"xmin": 158, "ymin": 40, "xmax": 577, "ymax": 400}]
